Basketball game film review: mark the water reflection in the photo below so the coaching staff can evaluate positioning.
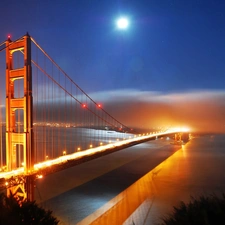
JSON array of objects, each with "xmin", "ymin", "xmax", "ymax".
[
  {"xmin": 78, "ymin": 135, "xmax": 225, "ymax": 225},
  {"xmin": 77, "ymin": 146, "xmax": 189, "ymax": 225}
]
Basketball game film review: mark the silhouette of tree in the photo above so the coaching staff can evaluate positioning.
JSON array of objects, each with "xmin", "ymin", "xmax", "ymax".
[
  {"xmin": 0, "ymin": 192, "xmax": 59, "ymax": 225},
  {"xmin": 159, "ymin": 193, "xmax": 225, "ymax": 225}
]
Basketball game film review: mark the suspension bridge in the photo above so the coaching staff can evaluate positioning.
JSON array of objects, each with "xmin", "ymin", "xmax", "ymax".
[{"xmin": 0, "ymin": 33, "xmax": 188, "ymax": 201}]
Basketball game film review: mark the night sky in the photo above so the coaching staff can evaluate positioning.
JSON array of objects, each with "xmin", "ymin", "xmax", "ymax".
[{"xmin": 1, "ymin": 0, "xmax": 225, "ymax": 132}]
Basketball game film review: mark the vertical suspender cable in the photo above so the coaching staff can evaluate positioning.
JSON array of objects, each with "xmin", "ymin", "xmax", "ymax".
[
  {"xmin": 64, "ymin": 70, "xmax": 66, "ymax": 155},
  {"xmin": 43, "ymin": 53, "xmax": 46, "ymax": 160},
  {"xmin": 58, "ymin": 69, "xmax": 60, "ymax": 158},
  {"xmin": 0, "ymin": 75, "xmax": 2, "ymax": 168},
  {"xmin": 51, "ymin": 61, "xmax": 54, "ymax": 158}
]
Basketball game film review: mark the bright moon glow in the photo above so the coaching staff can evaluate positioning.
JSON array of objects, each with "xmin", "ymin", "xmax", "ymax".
[{"xmin": 116, "ymin": 17, "xmax": 129, "ymax": 29}]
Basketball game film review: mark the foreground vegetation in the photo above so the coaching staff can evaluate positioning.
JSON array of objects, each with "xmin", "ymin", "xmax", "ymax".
[
  {"xmin": 159, "ymin": 193, "xmax": 225, "ymax": 225},
  {"xmin": 0, "ymin": 193, "xmax": 59, "ymax": 225}
]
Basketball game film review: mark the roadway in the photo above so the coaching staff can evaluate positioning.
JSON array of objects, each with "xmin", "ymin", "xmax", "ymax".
[
  {"xmin": 0, "ymin": 128, "xmax": 187, "ymax": 182},
  {"xmin": 35, "ymin": 136, "xmax": 180, "ymax": 224},
  {"xmin": 0, "ymin": 129, "xmax": 180, "ymax": 181}
]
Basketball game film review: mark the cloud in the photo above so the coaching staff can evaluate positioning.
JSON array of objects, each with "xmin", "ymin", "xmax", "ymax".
[
  {"xmin": 1, "ymin": 88, "xmax": 225, "ymax": 134},
  {"xmin": 90, "ymin": 89, "xmax": 225, "ymax": 133}
]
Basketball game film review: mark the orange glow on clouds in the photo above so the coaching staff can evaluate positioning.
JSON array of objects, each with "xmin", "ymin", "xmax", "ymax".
[{"xmin": 92, "ymin": 89, "xmax": 225, "ymax": 133}]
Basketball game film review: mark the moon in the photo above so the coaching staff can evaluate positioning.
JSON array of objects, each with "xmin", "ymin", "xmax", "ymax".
[{"xmin": 116, "ymin": 17, "xmax": 129, "ymax": 30}]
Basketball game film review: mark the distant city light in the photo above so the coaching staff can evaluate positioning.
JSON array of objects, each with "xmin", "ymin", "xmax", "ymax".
[{"xmin": 116, "ymin": 17, "xmax": 129, "ymax": 30}]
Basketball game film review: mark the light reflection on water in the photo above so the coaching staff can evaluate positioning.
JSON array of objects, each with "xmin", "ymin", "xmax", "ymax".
[{"xmin": 78, "ymin": 134, "xmax": 225, "ymax": 225}]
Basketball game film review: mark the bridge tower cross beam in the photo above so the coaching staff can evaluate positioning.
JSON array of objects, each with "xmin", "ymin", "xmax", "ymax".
[{"xmin": 5, "ymin": 34, "xmax": 34, "ymax": 200}]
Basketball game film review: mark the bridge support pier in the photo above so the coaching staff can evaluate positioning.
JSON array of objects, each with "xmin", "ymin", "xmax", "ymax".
[
  {"xmin": 174, "ymin": 132, "xmax": 190, "ymax": 144},
  {"xmin": 6, "ymin": 175, "xmax": 35, "ymax": 202}
]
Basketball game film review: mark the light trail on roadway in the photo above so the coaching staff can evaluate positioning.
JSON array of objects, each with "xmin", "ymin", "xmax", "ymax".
[{"xmin": 0, "ymin": 127, "xmax": 189, "ymax": 180}]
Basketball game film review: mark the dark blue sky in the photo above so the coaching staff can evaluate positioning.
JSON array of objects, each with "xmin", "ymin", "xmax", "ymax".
[
  {"xmin": 1, "ymin": 0, "xmax": 225, "ymax": 132},
  {"xmin": 1, "ymin": 0, "xmax": 225, "ymax": 93}
]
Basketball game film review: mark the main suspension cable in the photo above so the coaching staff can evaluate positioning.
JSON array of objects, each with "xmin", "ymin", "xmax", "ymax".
[{"xmin": 30, "ymin": 36, "xmax": 130, "ymax": 131}]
